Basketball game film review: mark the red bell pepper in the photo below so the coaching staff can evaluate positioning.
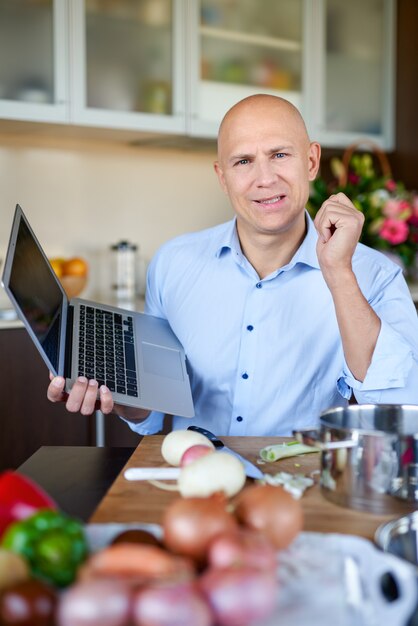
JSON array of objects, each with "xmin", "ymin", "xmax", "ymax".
[{"xmin": 0, "ymin": 471, "xmax": 56, "ymax": 538}]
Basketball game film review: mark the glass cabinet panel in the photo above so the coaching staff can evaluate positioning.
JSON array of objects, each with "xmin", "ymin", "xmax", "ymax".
[
  {"xmin": 200, "ymin": 0, "xmax": 303, "ymax": 93},
  {"xmin": 0, "ymin": 0, "xmax": 55, "ymax": 104},
  {"xmin": 193, "ymin": 0, "xmax": 303, "ymax": 133},
  {"xmin": 85, "ymin": 0, "xmax": 173, "ymax": 115},
  {"xmin": 324, "ymin": 0, "xmax": 385, "ymax": 135}
]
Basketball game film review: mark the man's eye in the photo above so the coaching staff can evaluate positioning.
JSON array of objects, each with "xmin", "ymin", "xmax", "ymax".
[
  {"xmin": 235, "ymin": 159, "xmax": 249, "ymax": 166},
  {"xmin": 274, "ymin": 153, "xmax": 286, "ymax": 159}
]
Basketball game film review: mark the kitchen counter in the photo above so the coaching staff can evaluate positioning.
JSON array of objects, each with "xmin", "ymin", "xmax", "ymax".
[
  {"xmin": 18, "ymin": 446, "xmax": 135, "ymax": 521},
  {"xmin": 89, "ymin": 436, "xmax": 408, "ymax": 541},
  {"xmin": 18, "ymin": 438, "xmax": 404, "ymax": 540}
]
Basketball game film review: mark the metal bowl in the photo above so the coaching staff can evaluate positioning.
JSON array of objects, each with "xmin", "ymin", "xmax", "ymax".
[{"xmin": 376, "ymin": 512, "xmax": 418, "ymax": 570}]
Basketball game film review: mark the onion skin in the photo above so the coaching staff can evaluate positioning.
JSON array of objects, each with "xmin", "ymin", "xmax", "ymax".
[
  {"xmin": 199, "ymin": 566, "xmax": 277, "ymax": 626},
  {"xmin": 234, "ymin": 484, "xmax": 303, "ymax": 550},
  {"xmin": 163, "ymin": 494, "xmax": 238, "ymax": 564},
  {"xmin": 132, "ymin": 581, "xmax": 213, "ymax": 626},
  {"xmin": 57, "ymin": 579, "xmax": 131, "ymax": 626},
  {"xmin": 207, "ymin": 528, "xmax": 277, "ymax": 573}
]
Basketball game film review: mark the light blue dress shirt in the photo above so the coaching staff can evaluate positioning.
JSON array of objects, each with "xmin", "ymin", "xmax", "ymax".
[{"xmin": 127, "ymin": 213, "xmax": 418, "ymax": 436}]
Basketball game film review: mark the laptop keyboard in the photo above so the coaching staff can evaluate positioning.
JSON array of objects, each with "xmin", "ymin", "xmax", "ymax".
[{"xmin": 77, "ymin": 305, "xmax": 139, "ymax": 398}]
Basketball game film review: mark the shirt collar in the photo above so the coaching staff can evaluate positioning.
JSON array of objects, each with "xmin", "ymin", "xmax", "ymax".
[{"xmin": 215, "ymin": 212, "xmax": 320, "ymax": 270}]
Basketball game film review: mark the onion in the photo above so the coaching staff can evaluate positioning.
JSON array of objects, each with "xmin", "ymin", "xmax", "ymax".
[
  {"xmin": 132, "ymin": 582, "xmax": 213, "ymax": 626},
  {"xmin": 161, "ymin": 431, "xmax": 215, "ymax": 467},
  {"xmin": 178, "ymin": 452, "xmax": 246, "ymax": 498},
  {"xmin": 180, "ymin": 445, "xmax": 214, "ymax": 467},
  {"xmin": 207, "ymin": 528, "xmax": 277, "ymax": 573},
  {"xmin": 234, "ymin": 484, "xmax": 303, "ymax": 550},
  {"xmin": 57, "ymin": 579, "xmax": 131, "ymax": 626},
  {"xmin": 163, "ymin": 494, "xmax": 238, "ymax": 563},
  {"xmin": 199, "ymin": 566, "xmax": 277, "ymax": 626}
]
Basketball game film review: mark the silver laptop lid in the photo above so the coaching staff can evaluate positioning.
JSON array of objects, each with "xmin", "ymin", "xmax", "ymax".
[{"xmin": 1, "ymin": 205, "xmax": 69, "ymax": 376}]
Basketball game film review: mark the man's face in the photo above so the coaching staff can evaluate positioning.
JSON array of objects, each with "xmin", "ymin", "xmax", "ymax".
[{"xmin": 214, "ymin": 100, "xmax": 320, "ymax": 244}]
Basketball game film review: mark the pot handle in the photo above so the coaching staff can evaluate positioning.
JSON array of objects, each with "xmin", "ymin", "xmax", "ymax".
[
  {"xmin": 293, "ymin": 428, "xmax": 357, "ymax": 451},
  {"xmin": 338, "ymin": 535, "xmax": 417, "ymax": 626}
]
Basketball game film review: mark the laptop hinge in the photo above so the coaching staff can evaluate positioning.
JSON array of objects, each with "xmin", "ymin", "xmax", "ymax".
[{"xmin": 64, "ymin": 304, "xmax": 74, "ymax": 378}]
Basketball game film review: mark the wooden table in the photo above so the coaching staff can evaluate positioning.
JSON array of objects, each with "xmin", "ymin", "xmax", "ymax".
[{"xmin": 90, "ymin": 436, "xmax": 405, "ymax": 541}]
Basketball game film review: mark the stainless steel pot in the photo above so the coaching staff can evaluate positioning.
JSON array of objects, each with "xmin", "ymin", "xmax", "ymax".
[{"xmin": 294, "ymin": 404, "xmax": 418, "ymax": 515}]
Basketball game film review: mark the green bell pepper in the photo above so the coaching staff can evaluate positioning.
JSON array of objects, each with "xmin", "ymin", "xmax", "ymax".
[{"xmin": 1, "ymin": 509, "xmax": 88, "ymax": 587}]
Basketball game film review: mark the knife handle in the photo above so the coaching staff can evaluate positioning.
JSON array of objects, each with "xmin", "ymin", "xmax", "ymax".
[{"xmin": 187, "ymin": 426, "xmax": 224, "ymax": 449}]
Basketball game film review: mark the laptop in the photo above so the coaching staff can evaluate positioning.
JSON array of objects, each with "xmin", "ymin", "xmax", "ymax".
[{"xmin": 1, "ymin": 205, "xmax": 194, "ymax": 417}]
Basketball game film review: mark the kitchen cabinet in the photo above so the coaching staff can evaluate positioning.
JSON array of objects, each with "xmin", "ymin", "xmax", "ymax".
[
  {"xmin": 0, "ymin": 0, "xmax": 396, "ymax": 148},
  {"xmin": 70, "ymin": 0, "xmax": 186, "ymax": 134},
  {"xmin": 305, "ymin": 0, "xmax": 396, "ymax": 149},
  {"xmin": 0, "ymin": 0, "xmax": 69, "ymax": 123},
  {"xmin": 190, "ymin": 0, "xmax": 396, "ymax": 149}
]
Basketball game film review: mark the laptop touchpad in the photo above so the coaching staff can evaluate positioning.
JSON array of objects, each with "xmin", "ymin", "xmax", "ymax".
[{"xmin": 142, "ymin": 342, "xmax": 184, "ymax": 381}]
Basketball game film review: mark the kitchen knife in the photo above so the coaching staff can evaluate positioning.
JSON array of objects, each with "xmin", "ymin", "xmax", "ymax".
[{"xmin": 187, "ymin": 426, "xmax": 265, "ymax": 479}]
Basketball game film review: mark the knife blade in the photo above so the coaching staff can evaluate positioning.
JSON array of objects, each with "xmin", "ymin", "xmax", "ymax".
[{"xmin": 187, "ymin": 426, "xmax": 265, "ymax": 479}]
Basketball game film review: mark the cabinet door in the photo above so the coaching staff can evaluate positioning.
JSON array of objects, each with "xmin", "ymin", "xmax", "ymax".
[
  {"xmin": 188, "ymin": 0, "xmax": 305, "ymax": 138},
  {"xmin": 0, "ymin": 0, "xmax": 69, "ymax": 123},
  {"xmin": 0, "ymin": 328, "xmax": 94, "ymax": 471},
  {"xmin": 70, "ymin": 0, "xmax": 186, "ymax": 134},
  {"xmin": 306, "ymin": 0, "xmax": 395, "ymax": 149}
]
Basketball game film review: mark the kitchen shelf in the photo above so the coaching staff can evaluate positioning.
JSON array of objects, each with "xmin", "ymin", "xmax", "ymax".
[{"xmin": 200, "ymin": 25, "xmax": 301, "ymax": 52}]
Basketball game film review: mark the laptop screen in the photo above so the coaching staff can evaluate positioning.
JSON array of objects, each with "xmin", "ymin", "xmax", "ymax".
[{"xmin": 8, "ymin": 216, "xmax": 64, "ymax": 372}]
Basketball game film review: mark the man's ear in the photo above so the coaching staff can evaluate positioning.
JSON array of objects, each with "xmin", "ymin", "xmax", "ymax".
[
  {"xmin": 214, "ymin": 160, "xmax": 228, "ymax": 195},
  {"xmin": 307, "ymin": 142, "xmax": 321, "ymax": 181}
]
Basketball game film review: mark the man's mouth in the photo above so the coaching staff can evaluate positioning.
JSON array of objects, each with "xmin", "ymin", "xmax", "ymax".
[{"xmin": 255, "ymin": 195, "xmax": 286, "ymax": 205}]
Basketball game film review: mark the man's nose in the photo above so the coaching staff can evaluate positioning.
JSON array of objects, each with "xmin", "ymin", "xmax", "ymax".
[{"xmin": 254, "ymin": 160, "xmax": 276, "ymax": 186}]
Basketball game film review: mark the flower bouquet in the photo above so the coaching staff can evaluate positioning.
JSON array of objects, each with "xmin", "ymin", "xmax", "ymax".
[{"xmin": 308, "ymin": 141, "xmax": 418, "ymax": 274}]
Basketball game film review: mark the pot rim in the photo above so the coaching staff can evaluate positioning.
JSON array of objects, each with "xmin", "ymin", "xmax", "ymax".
[{"xmin": 320, "ymin": 404, "xmax": 418, "ymax": 438}]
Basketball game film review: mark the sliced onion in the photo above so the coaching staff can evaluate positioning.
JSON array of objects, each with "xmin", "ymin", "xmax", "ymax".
[{"xmin": 178, "ymin": 452, "xmax": 246, "ymax": 498}]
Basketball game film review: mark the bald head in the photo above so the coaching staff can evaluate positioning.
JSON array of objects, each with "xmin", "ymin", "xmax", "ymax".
[{"xmin": 217, "ymin": 95, "xmax": 310, "ymax": 164}]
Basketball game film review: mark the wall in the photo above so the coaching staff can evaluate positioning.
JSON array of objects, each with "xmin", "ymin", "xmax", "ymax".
[{"xmin": 0, "ymin": 135, "xmax": 231, "ymax": 308}]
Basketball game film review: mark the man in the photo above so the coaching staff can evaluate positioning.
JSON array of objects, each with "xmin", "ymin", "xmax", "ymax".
[{"xmin": 48, "ymin": 95, "xmax": 418, "ymax": 435}]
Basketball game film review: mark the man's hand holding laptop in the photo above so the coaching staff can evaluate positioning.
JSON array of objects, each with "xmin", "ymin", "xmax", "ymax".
[{"xmin": 47, "ymin": 374, "xmax": 151, "ymax": 423}]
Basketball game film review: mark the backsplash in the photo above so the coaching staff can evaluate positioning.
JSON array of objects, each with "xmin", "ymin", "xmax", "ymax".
[{"xmin": 0, "ymin": 135, "xmax": 231, "ymax": 309}]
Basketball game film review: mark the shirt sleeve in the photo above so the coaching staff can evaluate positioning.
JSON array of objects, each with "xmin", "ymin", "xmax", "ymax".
[
  {"xmin": 337, "ymin": 266, "xmax": 418, "ymax": 404},
  {"xmin": 118, "ymin": 411, "xmax": 165, "ymax": 435}
]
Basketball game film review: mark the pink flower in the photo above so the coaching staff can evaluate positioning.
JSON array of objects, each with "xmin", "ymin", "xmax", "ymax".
[
  {"xmin": 379, "ymin": 218, "xmax": 409, "ymax": 245},
  {"xmin": 382, "ymin": 198, "xmax": 411, "ymax": 219},
  {"xmin": 385, "ymin": 179, "xmax": 397, "ymax": 192}
]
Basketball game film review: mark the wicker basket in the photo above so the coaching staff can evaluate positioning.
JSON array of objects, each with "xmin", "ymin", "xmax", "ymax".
[{"xmin": 338, "ymin": 140, "xmax": 392, "ymax": 187}]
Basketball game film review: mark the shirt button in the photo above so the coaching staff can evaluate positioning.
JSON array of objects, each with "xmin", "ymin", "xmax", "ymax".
[
  {"xmin": 236, "ymin": 416, "xmax": 243, "ymax": 422},
  {"xmin": 247, "ymin": 325, "xmax": 254, "ymax": 331},
  {"xmin": 256, "ymin": 282, "xmax": 262, "ymax": 289},
  {"xmin": 242, "ymin": 372, "xmax": 249, "ymax": 379}
]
